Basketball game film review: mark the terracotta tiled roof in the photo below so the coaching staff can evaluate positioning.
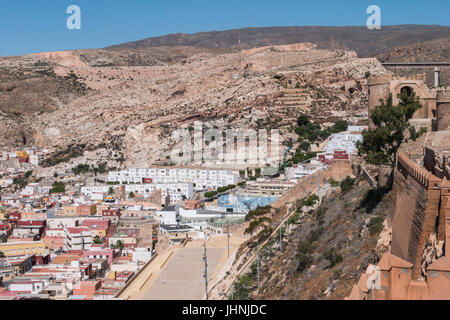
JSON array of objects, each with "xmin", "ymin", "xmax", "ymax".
[
  {"xmin": 427, "ymin": 256, "xmax": 450, "ymax": 272},
  {"xmin": 378, "ymin": 252, "xmax": 413, "ymax": 271}
]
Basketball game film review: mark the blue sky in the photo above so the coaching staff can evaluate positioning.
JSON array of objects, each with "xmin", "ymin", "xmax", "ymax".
[{"xmin": 0, "ymin": 0, "xmax": 448, "ymax": 56}]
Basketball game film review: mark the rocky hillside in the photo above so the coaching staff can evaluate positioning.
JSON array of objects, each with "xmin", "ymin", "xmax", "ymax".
[
  {"xmin": 231, "ymin": 179, "xmax": 392, "ymax": 300},
  {"xmin": 108, "ymin": 25, "xmax": 450, "ymax": 58},
  {"xmin": 0, "ymin": 43, "xmax": 386, "ymax": 175},
  {"xmin": 375, "ymin": 37, "xmax": 450, "ymax": 87}
]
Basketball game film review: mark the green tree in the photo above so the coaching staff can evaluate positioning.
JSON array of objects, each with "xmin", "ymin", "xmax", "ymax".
[
  {"xmin": 357, "ymin": 90, "xmax": 426, "ymax": 168},
  {"xmin": 93, "ymin": 235, "xmax": 102, "ymax": 245},
  {"xmin": 296, "ymin": 114, "xmax": 310, "ymax": 127},
  {"xmin": 114, "ymin": 240, "xmax": 124, "ymax": 250},
  {"xmin": 108, "ymin": 187, "xmax": 114, "ymax": 195},
  {"xmin": 299, "ymin": 141, "xmax": 310, "ymax": 152},
  {"xmin": 331, "ymin": 120, "xmax": 349, "ymax": 133},
  {"xmin": 303, "ymin": 194, "xmax": 319, "ymax": 207},
  {"xmin": 128, "ymin": 192, "xmax": 135, "ymax": 198},
  {"xmin": 0, "ymin": 251, "xmax": 4, "ymax": 258},
  {"xmin": 50, "ymin": 182, "xmax": 66, "ymax": 194}
]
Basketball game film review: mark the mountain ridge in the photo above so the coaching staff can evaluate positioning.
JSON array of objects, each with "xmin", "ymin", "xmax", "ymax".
[{"xmin": 107, "ymin": 25, "xmax": 450, "ymax": 57}]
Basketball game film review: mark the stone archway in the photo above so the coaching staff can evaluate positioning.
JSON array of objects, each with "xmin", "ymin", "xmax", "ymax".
[{"xmin": 400, "ymin": 86, "xmax": 414, "ymax": 97}]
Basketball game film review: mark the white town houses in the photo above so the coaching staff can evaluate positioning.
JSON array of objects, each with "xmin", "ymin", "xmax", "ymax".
[
  {"xmin": 107, "ymin": 168, "xmax": 238, "ymax": 191},
  {"xmin": 323, "ymin": 126, "xmax": 365, "ymax": 155},
  {"xmin": 81, "ymin": 183, "xmax": 193, "ymax": 203}
]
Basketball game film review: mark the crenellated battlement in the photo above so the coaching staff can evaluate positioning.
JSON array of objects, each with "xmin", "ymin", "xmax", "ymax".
[
  {"xmin": 437, "ymin": 89, "xmax": 450, "ymax": 102},
  {"xmin": 348, "ymin": 152, "xmax": 450, "ymax": 300},
  {"xmin": 368, "ymin": 73, "xmax": 428, "ymax": 86},
  {"xmin": 391, "ymin": 73, "xmax": 427, "ymax": 82},
  {"xmin": 397, "ymin": 151, "xmax": 441, "ymax": 189},
  {"xmin": 367, "ymin": 74, "xmax": 392, "ymax": 85}
]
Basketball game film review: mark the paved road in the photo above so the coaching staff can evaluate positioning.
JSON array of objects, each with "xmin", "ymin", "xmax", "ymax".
[{"xmin": 142, "ymin": 247, "xmax": 224, "ymax": 300}]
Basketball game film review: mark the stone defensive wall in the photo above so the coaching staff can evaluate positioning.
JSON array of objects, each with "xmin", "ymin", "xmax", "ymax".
[
  {"xmin": 271, "ymin": 160, "xmax": 353, "ymax": 216},
  {"xmin": 390, "ymin": 151, "xmax": 443, "ymax": 278}
]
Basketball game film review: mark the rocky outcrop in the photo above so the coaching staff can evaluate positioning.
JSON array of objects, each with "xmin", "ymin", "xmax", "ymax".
[{"xmin": 0, "ymin": 44, "xmax": 385, "ymax": 168}]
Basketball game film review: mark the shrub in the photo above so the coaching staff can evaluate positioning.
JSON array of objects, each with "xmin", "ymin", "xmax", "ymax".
[
  {"xmin": 308, "ymin": 227, "xmax": 324, "ymax": 242},
  {"xmin": 296, "ymin": 241, "xmax": 314, "ymax": 273},
  {"xmin": 368, "ymin": 216, "xmax": 385, "ymax": 236},
  {"xmin": 328, "ymin": 178, "xmax": 340, "ymax": 187},
  {"xmin": 316, "ymin": 207, "xmax": 326, "ymax": 223},
  {"xmin": 205, "ymin": 191, "xmax": 218, "ymax": 198},
  {"xmin": 323, "ymin": 248, "xmax": 343, "ymax": 268},
  {"xmin": 72, "ymin": 164, "xmax": 91, "ymax": 175},
  {"xmin": 340, "ymin": 176, "xmax": 356, "ymax": 193},
  {"xmin": 303, "ymin": 194, "xmax": 319, "ymax": 207},
  {"xmin": 359, "ymin": 186, "xmax": 389, "ymax": 213}
]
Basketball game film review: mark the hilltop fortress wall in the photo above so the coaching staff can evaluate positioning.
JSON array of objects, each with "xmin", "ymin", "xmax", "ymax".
[
  {"xmin": 391, "ymin": 151, "xmax": 443, "ymax": 278},
  {"xmin": 368, "ymin": 74, "xmax": 450, "ymax": 131},
  {"xmin": 348, "ymin": 151, "xmax": 450, "ymax": 300},
  {"xmin": 271, "ymin": 160, "xmax": 353, "ymax": 216}
]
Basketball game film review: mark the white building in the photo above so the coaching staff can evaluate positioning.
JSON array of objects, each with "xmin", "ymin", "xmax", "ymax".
[
  {"xmin": 323, "ymin": 127, "xmax": 364, "ymax": 155},
  {"xmin": 156, "ymin": 206, "xmax": 179, "ymax": 225},
  {"xmin": 81, "ymin": 182, "xmax": 194, "ymax": 204},
  {"xmin": 131, "ymin": 247, "xmax": 153, "ymax": 263},
  {"xmin": 9, "ymin": 279, "xmax": 48, "ymax": 295},
  {"xmin": 64, "ymin": 227, "xmax": 92, "ymax": 251},
  {"xmin": 286, "ymin": 160, "xmax": 327, "ymax": 179},
  {"xmin": 21, "ymin": 183, "xmax": 40, "ymax": 197},
  {"xmin": 107, "ymin": 168, "xmax": 238, "ymax": 191}
]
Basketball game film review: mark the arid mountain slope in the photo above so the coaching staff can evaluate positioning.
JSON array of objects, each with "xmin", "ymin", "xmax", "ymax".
[
  {"xmin": 375, "ymin": 37, "xmax": 450, "ymax": 87},
  {"xmin": 0, "ymin": 44, "xmax": 386, "ymax": 174},
  {"xmin": 108, "ymin": 25, "xmax": 450, "ymax": 57},
  {"xmin": 375, "ymin": 37, "xmax": 450, "ymax": 63},
  {"xmin": 238, "ymin": 180, "xmax": 392, "ymax": 300}
]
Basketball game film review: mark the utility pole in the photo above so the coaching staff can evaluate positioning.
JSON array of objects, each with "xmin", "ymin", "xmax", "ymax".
[
  {"xmin": 318, "ymin": 169, "xmax": 321, "ymax": 200},
  {"xmin": 203, "ymin": 239, "xmax": 208, "ymax": 300},
  {"xmin": 257, "ymin": 251, "xmax": 260, "ymax": 295},
  {"xmin": 227, "ymin": 222, "xmax": 230, "ymax": 258},
  {"xmin": 279, "ymin": 216, "xmax": 283, "ymax": 251}
]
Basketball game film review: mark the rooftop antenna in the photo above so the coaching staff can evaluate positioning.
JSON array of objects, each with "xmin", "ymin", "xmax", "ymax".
[{"xmin": 232, "ymin": 33, "xmax": 242, "ymax": 80}]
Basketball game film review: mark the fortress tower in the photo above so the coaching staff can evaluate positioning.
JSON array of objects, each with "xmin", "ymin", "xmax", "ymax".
[
  {"xmin": 436, "ymin": 90, "xmax": 450, "ymax": 131},
  {"xmin": 367, "ymin": 75, "xmax": 391, "ymax": 128},
  {"xmin": 368, "ymin": 73, "xmax": 438, "ymax": 130}
]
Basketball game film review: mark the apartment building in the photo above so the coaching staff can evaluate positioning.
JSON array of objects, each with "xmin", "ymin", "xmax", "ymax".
[
  {"xmin": 107, "ymin": 167, "xmax": 238, "ymax": 191},
  {"xmin": 0, "ymin": 241, "xmax": 46, "ymax": 257},
  {"xmin": 62, "ymin": 204, "xmax": 96, "ymax": 217},
  {"xmin": 81, "ymin": 182, "xmax": 193, "ymax": 204},
  {"xmin": 64, "ymin": 227, "xmax": 92, "ymax": 251}
]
